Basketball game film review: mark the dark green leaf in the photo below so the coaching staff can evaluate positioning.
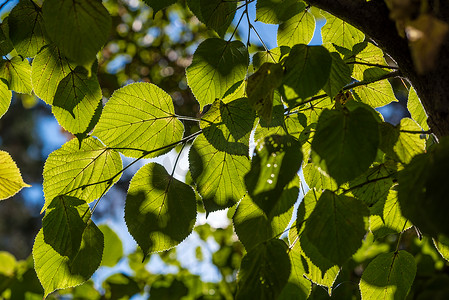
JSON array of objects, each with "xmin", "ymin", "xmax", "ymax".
[
  {"xmin": 143, "ymin": 0, "xmax": 177, "ymax": 15},
  {"xmin": 199, "ymin": 0, "xmax": 236, "ymax": 37},
  {"xmin": 245, "ymin": 135, "xmax": 302, "ymax": 216},
  {"xmin": 236, "ymin": 239, "xmax": 291, "ymax": 300},
  {"xmin": 42, "ymin": 0, "xmax": 111, "ymax": 65},
  {"xmin": 312, "ymin": 107, "xmax": 379, "ymax": 185},
  {"xmin": 303, "ymin": 190, "xmax": 369, "ymax": 267},
  {"xmin": 186, "ymin": 38, "xmax": 249, "ymax": 109},
  {"xmin": 283, "ymin": 44, "xmax": 332, "ymax": 101},
  {"xmin": 256, "ymin": 0, "xmax": 305, "ymax": 24},
  {"xmin": 0, "ymin": 20, "xmax": 13, "ymax": 56},
  {"xmin": 323, "ymin": 52, "xmax": 352, "ymax": 100},
  {"xmin": 359, "ymin": 251, "xmax": 416, "ymax": 299},
  {"xmin": 125, "ymin": 163, "xmax": 196, "ymax": 256}
]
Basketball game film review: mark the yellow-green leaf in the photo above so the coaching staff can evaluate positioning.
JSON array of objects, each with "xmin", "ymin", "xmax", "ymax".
[{"xmin": 0, "ymin": 150, "xmax": 30, "ymax": 200}]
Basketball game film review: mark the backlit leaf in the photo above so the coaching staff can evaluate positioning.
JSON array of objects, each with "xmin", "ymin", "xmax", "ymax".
[
  {"xmin": 303, "ymin": 163, "xmax": 338, "ymax": 191},
  {"xmin": 277, "ymin": 10, "xmax": 315, "ymax": 47},
  {"xmin": 32, "ymin": 44, "xmax": 73, "ymax": 104},
  {"xmin": 42, "ymin": 0, "xmax": 111, "ymax": 65},
  {"xmin": 394, "ymin": 118, "xmax": 425, "ymax": 164},
  {"xmin": 359, "ymin": 251, "xmax": 416, "ymax": 299},
  {"xmin": 52, "ymin": 66, "xmax": 102, "ymax": 135},
  {"xmin": 93, "ymin": 82, "xmax": 184, "ymax": 158},
  {"xmin": 0, "ymin": 56, "xmax": 32, "ymax": 94},
  {"xmin": 256, "ymin": 0, "xmax": 305, "ymax": 24},
  {"xmin": 353, "ymin": 68, "xmax": 397, "ymax": 108},
  {"xmin": 346, "ymin": 42, "xmax": 387, "ymax": 81},
  {"xmin": 0, "ymin": 150, "xmax": 30, "ymax": 200},
  {"xmin": 434, "ymin": 235, "xmax": 449, "ymax": 262},
  {"xmin": 236, "ymin": 239, "xmax": 291, "ymax": 300},
  {"xmin": 8, "ymin": 0, "xmax": 48, "ymax": 57},
  {"xmin": 42, "ymin": 137, "xmax": 122, "ymax": 213},
  {"xmin": 303, "ymin": 190, "xmax": 369, "ymax": 267},
  {"xmin": 199, "ymin": 0, "xmax": 236, "ymax": 37},
  {"xmin": 0, "ymin": 81, "xmax": 12, "ymax": 119},
  {"xmin": 321, "ymin": 11, "xmax": 365, "ymax": 50},
  {"xmin": 125, "ymin": 163, "xmax": 196, "ymax": 256},
  {"xmin": 186, "ymin": 38, "xmax": 249, "ymax": 110},
  {"xmin": 99, "ymin": 224, "xmax": 123, "ymax": 267},
  {"xmin": 323, "ymin": 52, "xmax": 352, "ymax": 99},
  {"xmin": 252, "ymin": 46, "xmax": 290, "ymax": 69},
  {"xmin": 407, "ymin": 87, "xmax": 429, "ymax": 131},
  {"xmin": 312, "ymin": 107, "xmax": 379, "ymax": 185}
]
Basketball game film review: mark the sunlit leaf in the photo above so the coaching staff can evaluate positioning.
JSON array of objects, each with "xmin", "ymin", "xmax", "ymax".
[
  {"xmin": 256, "ymin": 0, "xmax": 305, "ymax": 24},
  {"xmin": 278, "ymin": 10, "xmax": 315, "ymax": 47},
  {"xmin": 125, "ymin": 163, "xmax": 196, "ymax": 256},
  {"xmin": 42, "ymin": 0, "xmax": 111, "ymax": 65},
  {"xmin": 236, "ymin": 239, "xmax": 291, "ymax": 300},
  {"xmin": 359, "ymin": 251, "xmax": 416, "ymax": 299},
  {"xmin": 0, "ymin": 150, "xmax": 30, "ymax": 200},
  {"xmin": 312, "ymin": 107, "xmax": 379, "ymax": 185},
  {"xmin": 346, "ymin": 42, "xmax": 387, "ymax": 81},
  {"xmin": 199, "ymin": 0, "xmax": 236, "ymax": 37},
  {"xmin": 252, "ymin": 46, "xmax": 290, "ymax": 69},
  {"xmin": 283, "ymin": 44, "xmax": 331, "ymax": 101},
  {"xmin": 323, "ymin": 52, "xmax": 352, "ymax": 99},
  {"xmin": 434, "ymin": 235, "xmax": 449, "ymax": 262},
  {"xmin": 321, "ymin": 10, "xmax": 365, "ymax": 50},
  {"xmin": 303, "ymin": 163, "xmax": 338, "ymax": 191},
  {"xmin": 407, "ymin": 87, "xmax": 429, "ymax": 131},
  {"xmin": 93, "ymin": 82, "xmax": 184, "ymax": 158},
  {"xmin": 303, "ymin": 190, "xmax": 369, "ymax": 267},
  {"xmin": 99, "ymin": 224, "xmax": 123, "ymax": 267},
  {"xmin": 353, "ymin": 68, "xmax": 398, "ymax": 108},
  {"xmin": 394, "ymin": 118, "xmax": 426, "ymax": 164},
  {"xmin": 0, "ymin": 56, "xmax": 32, "ymax": 94},
  {"xmin": 52, "ymin": 66, "xmax": 102, "ymax": 135},
  {"xmin": 42, "ymin": 137, "xmax": 122, "ymax": 213},
  {"xmin": 186, "ymin": 38, "xmax": 249, "ymax": 110},
  {"xmin": 32, "ymin": 44, "xmax": 73, "ymax": 104},
  {"xmin": 0, "ymin": 80, "xmax": 12, "ymax": 119},
  {"xmin": 8, "ymin": 0, "xmax": 48, "ymax": 57}
]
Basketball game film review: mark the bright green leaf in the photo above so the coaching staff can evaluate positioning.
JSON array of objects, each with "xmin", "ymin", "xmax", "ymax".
[
  {"xmin": 8, "ymin": 0, "xmax": 48, "ymax": 57},
  {"xmin": 125, "ymin": 163, "xmax": 196, "ymax": 256},
  {"xmin": 303, "ymin": 190, "xmax": 369, "ymax": 267},
  {"xmin": 0, "ymin": 251, "xmax": 16, "ymax": 276},
  {"xmin": 52, "ymin": 66, "xmax": 102, "ymax": 135},
  {"xmin": 233, "ymin": 176, "xmax": 299, "ymax": 250},
  {"xmin": 33, "ymin": 220, "xmax": 103, "ymax": 298},
  {"xmin": 323, "ymin": 52, "xmax": 352, "ymax": 99},
  {"xmin": 346, "ymin": 42, "xmax": 387, "ymax": 81},
  {"xmin": 0, "ymin": 56, "xmax": 32, "ymax": 94},
  {"xmin": 93, "ymin": 82, "xmax": 184, "ymax": 158},
  {"xmin": 0, "ymin": 80, "xmax": 12, "ymax": 118},
  {"xmin": 186, "ymin": 38, "xmax": 249, "ymax": 109},
  {"xmin": 98, "ymin": 224, "xmax": 123, "ymax": 267},
  {"xmin": 353, "ymin": 68, "xmax": 398, "ymax": 108},
  {"xmin": 359, "ymin": 251, "xmax": 416, "ymax": 299},
  {"xmin": 407, "ymin": 87, "xmax": 429, "ymax": 131},
  {"xmin": 245, "ymin": 135, "xmax": 302, "ymax": 216},
  {"xmin": 199, "ymin": 0, "xmax": 236, "ymax": 37},
  {"xmin": 434, "ymin": 235, "xmax": 449, "ymax": 262},
  {"xmin": 32, "ymin": 44, "xmax": 73, "ymax": 104},
  {"xmin": 0, "ymin": 150, "xmax": 30, "ymax": 200},
  {"xmin": 312, "ymin": 107, "xmax": 379, "ymax": 185},
  {"xmin": 42, "ymin": 0, "xmax": 111, "ymax": 65},
  {"xmin": 321, "ymin": 11, "xmax": 365, "ymax": 50},
  {"xmin": 236, "ymin": 239, "xmax": 291, "ymax": 300},
  {"xmin": 303, "ymin": 163, "xmax": 338, "ymax": 191},
  {"xmin": 256, "ymin": 0, "xmax": 305, "ymax": 24},
  {"xmin": 277, "ymin": 10, "xmax": 315, "ymax": 47},
  {"xmin": 283, "ymin": 44, "xmax": 332, "ymax": 101},
  {"xmin": 394, "ymin": 118, "xmax": 426, "ymax": 164},
  {"xmin": 252, "ymin": 46, "xmax": 290, "ymax": 69},
  {"xmin": 42, "ymin": 137, "xmax": 122, "ymax": 213}
]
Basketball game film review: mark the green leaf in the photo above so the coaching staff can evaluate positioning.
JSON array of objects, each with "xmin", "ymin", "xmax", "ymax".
[
  {"xmin": 245, "ymin": 135, "xmax": 302, "ymax": 216},
  {"xmin": 303, "ymin": 190, "xmax": 369, "ymax": 267},
  {"xmin": 8, "ymin": 0, "xmax": 48, "ymax": 57},
  {"xmin": 252, "ymin": 46, "xmax": 290, "ymax": 69},
  {"xmin": 398, "ymin": 137, "xmax": 449, "ymax": 237},
  {"xmin": 303, "ymin": 163, "xmax": 338, "ymax": 191},
  {"xmin": 93, "ymin": 82, "xmax": 184, "ymax": 158},
  {"xmin": 0, "ymin": 150, "xmax": 30, "ymax": 200},
  {"xmin": 143, "ymin": 0, "xmax": 177, "ymax": 15},
  {"xmin": 0, "ymin": 251, "xmax": 16, "ymax": 276},
  {"xmin": 42, "ymin": 196, "xmax": 90, "ymax": 258},
  {"xmin": 312, "ymin": 107, "xmax": 379, "ymax": 185},
  {"xmin": 199, "ymin": 0, "xmax": 236, "ymax": 37},
  {"xmin": 407, "ymin": 87, "xmax": 429, "ymax": 130},
  {"xmin": 353, "ymin": 68, "xmax": 398, "ymax": 108},
  {"xmin": 0, "ymin": 56, "xmax": 32, "ymax": 94},
  {"xmin": 394, "ymin": 118, "xmax": 426, "ymax": 164},
  {"xmin": 42, "ymin": 0, "xmax": 112, "ymax": 65},
  {"xmin": 277, "ymin": 10, "xmax": 315, "ymax": 47},
  {"xmin": 346, "ymin": 42, "xmax": 387, "ymax": 81},
  {"xmin": 283, "ymin": 44, "xmax": 332, "ymax": 101},
  {"xmin": 42, "ymin": 137, "xmax": 122, "ymax": 213},
  {"xmin": 246, "ymin": 62, "xmax": 283, "ymax": 122},
  {"xmin": 99, "ymin": 224, "xmax": 123, "ymax": 267},
  {"xmin": 189, "ymin": 134, "xmax": 250, "ymax": 213},
  {"xmin": 434, "ymin": 235, "xmax": 449, "ymax": 262},
  {"xmin": 52, "ymin": 66, "xmax": 102, "ymax": 135},
  {"xmin": 32, "ymin": 44, "xmax": 73, "ymax": 104},
  {"xmin": 125, "ymin": 163, "xmax": 196, "ymax": 256},
  {"xmin": 256, "ymin": 0, "xmax": 305, "ymax": 24},
  {"xmin": 0, "ymin": 80, "xmax": 12, "ymax": 119},
  {"xmin": 186, "ymin": 38, "xmax": 249, "ymax": 109},
  {"xmin": 0, "ymin": 19, "xmax": 13, "ymax": 57},
  {"xmin": 323, "ymin": 52, "xmax": 352, "ymax": 99},
  {"xmin": 233, "ymin": 176, "xmax": 299, "ymax": 250},
  {"xmin": 321, "ymin": 11, "xmax": 365, "ymax": 50},
  {"xmin": 359, "ymin": 251, "xmax": 416, "ymax": 299},
  {"xmin": 236, "ymin": 239, "xmax": 291, "ymax": 300},
  {"xmin": 33, "ymin": 220, "xmax": 104, "ymax": 298}
]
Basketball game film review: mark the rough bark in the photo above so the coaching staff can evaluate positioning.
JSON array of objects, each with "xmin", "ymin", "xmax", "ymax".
[{"xmin": 306, "ymin": 0, "xmax": 449, "ymax": 139}]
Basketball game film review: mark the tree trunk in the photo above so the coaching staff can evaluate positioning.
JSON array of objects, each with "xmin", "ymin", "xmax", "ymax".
[{"xmin": 305, "ymin": 0, "xmax": 449, "ymax": 139}]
